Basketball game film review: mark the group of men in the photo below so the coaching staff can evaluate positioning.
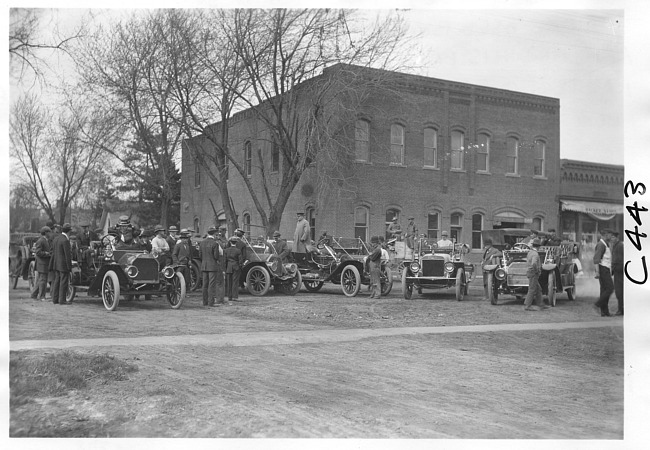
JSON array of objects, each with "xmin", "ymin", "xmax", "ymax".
[
  {"xmin": 593, "ymin": 228, "xmax": 624, "ymax": 317},
  {"xmin": 386, "ymin": 216, "xmax": 419, "ymax": 249},
  {"xmin": 30, "ymin": 222, "xmax": 75, "ymax": 305}
]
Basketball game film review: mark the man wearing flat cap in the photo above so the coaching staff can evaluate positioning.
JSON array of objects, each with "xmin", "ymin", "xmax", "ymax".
[
  {"xmin": 405, "ymin": 216, "xmax": 418, "ymax": 250},
  {"xmin": 593, "ymin": 229, "xmax": 614, "ymax": 316},
  {"xmin": 269, "ymin": 230, "xmax": 291, "ymax": 264},
  {"xmin": 609, "ymin": 230, "xmax": 624, "ymax": 315},
  {"xmin": 200, "ymin": 226, "xmax": 225, "ymax": 306},
  {"xmin": 292, "ymin": 211, "xmax": 310, "ymax": 263},
  {"xmin": 31, "ymin": 226, "xmax": 53, "ymax": 301},
  {"xmin": 49, "ymin": 223, "xmax": 73, "ymax": 305}
]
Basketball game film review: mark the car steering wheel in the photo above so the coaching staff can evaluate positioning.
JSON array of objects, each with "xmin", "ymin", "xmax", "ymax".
[{"xmin": 512, "ymin": 242, "xmax": 531, "ymax": 251}]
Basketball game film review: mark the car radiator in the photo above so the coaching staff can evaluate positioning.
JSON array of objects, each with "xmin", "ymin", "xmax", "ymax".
[{"xmin": 422, "ymin": 259, "xmax": 445, "ymax": 277}]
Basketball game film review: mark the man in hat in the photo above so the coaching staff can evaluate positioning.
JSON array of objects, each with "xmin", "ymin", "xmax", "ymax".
[
  {"xmin": 166, "ymin": 226, "xmax": 179, "ymax": 252},
  {"xmin": 292, "ymin": 211, "xmax": 310, "ymax": 263},
  {"xmin": 523, "ymin": 238, "xmax": 547, "ymax": 311},
  {"xmin": 317, "ymin": 230, "xmax": 331, "ymax": 246},
  {"xmin": 436, "ymin": 231, "xmax": 454, "ymax": 249},
  {"xmin": 224, "ymin": 236, "xmax": 243, "ymax": 302},
  {"xmin": 523, "ymin": 229, "xmax": 540, "ymax": 246},
  {"xmin": 151, "ymin": 225, "xmax": 172, "ymax": 266},
  {"xmin": 609, "ymin": 230, "xmax": 624, "ymax": 316},
  {"xmin": 593, "ymin": 229, "xmax": 614, "ymax": 316},
  {"xmin": 49, "ymin": 223, "xmax": 73, "ymax": 305},
  {"xmin": 269, "ymin": 231, "xmax": 291, "ymax": 264},
  {"xmin": 233, "ymin": 228, "xmax": 248, "ymax": 254},
  {"xmin": 405, "ymin": 216, "xmax": 418, "ymax": 249},
  {"xmin": 366, "ymin": 236, "xmax": 383, "ymax": 299},
  {"xmin": 481, "ymin": 238, "xmax": 502, "ymax": 304},
  {"xmin": 172, "ymin": 229, "xmax": 193, "ymax": 291},
  {"xmin": 387, "ymin": 217, "xmax": 403, "ymax": 241},
  {"xmin": 200, "ymin": 226, "xmax": 225, "ymax": 306},
  {"xmin": 544, "ymin": 228, "xmax": 562, "ymax": 246},
  {"xmin": 31, "ymin": 226, "xmax": 52, "ymax": 301}
]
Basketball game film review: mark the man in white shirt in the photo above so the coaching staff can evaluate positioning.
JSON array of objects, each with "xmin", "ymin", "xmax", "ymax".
[
  {"xmin": 151, "ymin": 225, "xmax": 172, "ymax": 266},
  {"xmin": 436, "ymin": 231, "xmax": 453, "ymax": 249}
]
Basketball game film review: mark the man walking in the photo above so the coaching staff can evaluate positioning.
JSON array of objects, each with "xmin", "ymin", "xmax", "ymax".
[
  {"xmin": 31, "ymin": 226, "xmax": 52, "ymax": 301},
  {"xmin": 224, "ymin": 236, "xmax": 243, "ymax": 302},
  {"xmin": 593, "ymin": 229, "xmax": 614, "ymax": 316},
  {"xmin": 609, "ymin": 230, "xmax": 624, "ymax": 316},
  {"xmin": 200, "ymin": 226, "xmax": 225, "ymax": 307},
  {"xmin": 49, "ymin": 223, "xmax": 73, "ymax": 305},
  {"xmin": 523, "ymin": 238, "xmax": 547, "ymax": 311},
  {"xmin": 292, "ymin": 211, "xmax": 310, "ymax": 264}
]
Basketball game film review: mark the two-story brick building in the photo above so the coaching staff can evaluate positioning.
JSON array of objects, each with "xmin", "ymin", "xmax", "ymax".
[{"xmin": 182, "ymin": 64, "xmax": 561, "ymax": 254}]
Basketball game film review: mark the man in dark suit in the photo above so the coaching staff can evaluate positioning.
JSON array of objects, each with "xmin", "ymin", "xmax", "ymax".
[
  {"xmin": 224, "ymin": 236, "xmax": 243, "ymax": 302},
  {"xmin": 269, "ymin": 231, "xmax": 291, "ymax": 264},
  {"xmin": 31, "ymin": 226, "xmax": 52, "ymax": 301},
  {"xmin": 609, "ymin": 230, "xmax": 624, "ymax": 316},
  {"xmin": 172, "ymin": 229, "xmax": 193, "ymax": 291},
  {"xmin": 199, "ymin": 226, "xmax": 225, "ymax": 307},
  {"xmin": 49, "ymin": 223, "xmax": 73, "ymax": 305}
]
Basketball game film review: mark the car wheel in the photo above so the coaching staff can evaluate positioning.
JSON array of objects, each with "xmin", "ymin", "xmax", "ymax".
[
  {"xmin": 189, "ymin": 261, "xmax": 201, "ymax": 291},
  {"xmin": 340, "ymin": 264, "xmax": 361, "ymax": 297},
  {"xmin": 402, "ymin": 268, "xmax": 412, "ymax": 300},
  {"xmin": 381, "ymin": 266, "xmax": 393, "ymax": 296},
  {"xmin": 10, "ymin": 260, "xmax": 19, "ymax": 289},
  {"xmin": 303, "ymin": 280, "xmax": 324, "ymax": 292},
  {"xmin": 167, "ymin": 271, "xmax": 186, "ymax": 309},
  {"xmin": 246, "ymin": 265, "xmax": 271, "ymax": 296},
  {"xmin": 548, "ymin": 271, "xmax": 557, "ymax": 307},
  {"xmin": 283, "ymin": 271, "xmax": 302, "ymax": 296},
  {"xmin": 28, "ymin": 261, "xmax": 36, "ymax": 293},
  {"xmin": 487, "ymin": 272, "xmax": 498, "ymax": 305},
  {"xmin": 66, "ymin": 284, "xmax": 76, "ymax": 303},
  {"xmin": 455, "ymin": 268, "xmax": 465, "ymax": 301},
  {"xmin": 566, "ymin": 284, "xmax": 576, "ymax": 301},
  {"xmin": 102, "ymin": 270, "xmax": 121, "ymax": 311}
]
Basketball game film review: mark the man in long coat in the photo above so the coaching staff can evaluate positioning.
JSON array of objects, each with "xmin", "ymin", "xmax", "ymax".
[
  {"xmin": 31, "ymin": 226, "xmax": 52, "ymax": 301},
  {"xmin": 200, "ymin": 226, "xmax": 225, "ymax": 306},
  {"xmin": 292, "ymin": 211, "xmax": 310, "ymax": 263},
  {"xmin": 49, "ymin": 223, "xmax": 73, "ymax": 305}
]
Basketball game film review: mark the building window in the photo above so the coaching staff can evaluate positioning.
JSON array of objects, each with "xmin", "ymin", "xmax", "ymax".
[
  {"xmin": 390, "ymin": 124, "xmax": 404, "ymax": 165},
  {"xmin": 193, "ymin": 217, "xmax": 200, "ymax": 235},
  {"xmin": 450, "ymin": 130, "xmax": 464, "ymax": 170},
  {"xmin": 423, "ymin": 128, "xmax": 437, "ymax": 168},
  {"xmin": 355, "ymin": 120, "xmax": 369, "ymax": 162},
  {"xmin": 307, "ymin": 207, "xmax": 316, "ymax": 241},
  {"xmin": 194, "ymin": 161, "xmax": 200, "ymax": 188},
  {"xmin": 506, "ymin": 137, "xmax": 519, "ymax": 175},
  {"xmin": 386, "ymin": 208, "xmax": 400, "ymax": 239},
  {"xmin": 472, "ymin": 214, "xmax": 483, "ymax": 249},
  {"xmin": 427, "ymin": 213, "xmax": 439, "ymax": 239},
  {"xmin": 532, "ymin": 217, "xmax": 543, "ymax": 232},
  {"xmin": 534, "ymin": 140, "xmax": 546, "ymax": 177},
  {"xmin": 477, "ymin": 134, "xmax": 490, "ymax": 172},
  {"xmin": 271, "ymin": 140, "xmax": 280, "ymax": 173},
  {"xmin": 354, "ymin": 206, "xmax": 369, "ymax": 242},
  {"xmin": 244, "ymin": 141, "xmax": 252, "ymax": 177},
  {"xmin": 450, "ymin": 213, "xmax": 463, "ymax": 242},
  {"xmin": 243, "ymin": 213, "xmax": 251, "ymax": 238}
]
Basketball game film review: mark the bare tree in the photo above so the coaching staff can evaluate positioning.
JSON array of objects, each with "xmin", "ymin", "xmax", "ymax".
[{"xmin": 10, "ymin": 93, "xmax": 107, "ymax": 225}]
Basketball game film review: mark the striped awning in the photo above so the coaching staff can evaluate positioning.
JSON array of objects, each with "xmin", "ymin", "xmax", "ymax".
[{"xmin": 561, "ymin": 200, "xmax": 623, "ymax": 221}]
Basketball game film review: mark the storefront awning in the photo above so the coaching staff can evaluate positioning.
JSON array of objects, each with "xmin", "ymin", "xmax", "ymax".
[{"xmin": 561, "ymin": 200, "xmax": 623, "ymax": 221}]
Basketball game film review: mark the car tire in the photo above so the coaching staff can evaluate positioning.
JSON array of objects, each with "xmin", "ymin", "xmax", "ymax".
[
  {"xmin": 340, "ymin": 264, "xmax": 361, "ymax": 297},
  {"xmin": 167, "ymin": 271, "xmax": 186, "ymax": 309},
  {"xmin": 66, "ymin": 284, "xmax": 76, "ymax": 303},
  {"xmin": 487, "ymin": 272, "xmax": 498, "ymax": 305},
  {"xmin": 566, "ymin": 284, "xmax": 576, "ymax": 301},
  {"xmin": 548, "ymin": 271, "xmax": 557, "ymax": 307},
  {"xmin": 246, "ymin": 265, "xmax": 271, "ymax": 296},
  {"xmin": 381, "ymin": 266, "xmax": 393, "ymax": 296},
  {"xmin": 303, "ymin": 280, "xmax": 324, "ymax": 292},
  {"xmin": 189, "ymin": 261, "xmax": 201, "ymax": 291},
  {"xmin": 455, "ymin": 268, "xmax": 465, "ymax": 301},
  {"xmin": 102, "ymin": 270, "xmax": 121, "ymax": 311},
  {"xmin": 282, "ymin": 271, "xmax": 302, "ymax": 296},
  {"xmin": 402, "ymin": 268, "xmax": 412, "ymax": 300}
]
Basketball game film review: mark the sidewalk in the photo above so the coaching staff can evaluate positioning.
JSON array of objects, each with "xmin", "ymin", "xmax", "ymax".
[{"xmin": 10, "ymin": 319, "xmax": 622, "ymax": 351}]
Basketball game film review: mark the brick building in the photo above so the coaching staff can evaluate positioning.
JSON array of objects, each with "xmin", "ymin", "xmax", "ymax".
[{"xmin": 181, "ymin": 64, "xmax": 561, "ymax": 254}]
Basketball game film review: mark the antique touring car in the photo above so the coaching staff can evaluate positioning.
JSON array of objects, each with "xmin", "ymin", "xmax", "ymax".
[
  {"xmin": 481, "ymin": 228, "xmax": 579, "ymax": 306},
  {"xmin": 401, "ymin": 235, "xmax": 474, "ymax": 301},
  {"xmin": 295, "ymin": 237, "xmax": 393, "ymax": 297},
  {"xmin": 68, "ymin": 234, "xmax": 187, "ymax": 311},
  {"xmin": 9, "ymin": 232, "xmax": 40, "ymax": 290}
]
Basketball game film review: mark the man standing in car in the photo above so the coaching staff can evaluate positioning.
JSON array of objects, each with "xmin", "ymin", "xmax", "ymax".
[
  {"xmin": 405, "ymin": 216, "xmax": 418, "ymax": 249},
  {"xmin": 292, "ymin": 211, "xmax": 310, "ymax": 264}
]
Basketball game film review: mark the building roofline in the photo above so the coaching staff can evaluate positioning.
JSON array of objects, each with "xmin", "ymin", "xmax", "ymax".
[{"xmin": 560, "ymin": 158, "xmax": 624, "ymax": 172}]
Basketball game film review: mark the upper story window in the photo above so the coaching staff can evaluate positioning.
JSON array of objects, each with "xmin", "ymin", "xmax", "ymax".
[
  {"xmin": 355, "ymin": 120, "xmax": 370, "ymax": 162},
  {"xmin": 244, "ymin": 141, "xmax": 252, "ymax": 177},
  {"xmin": 506, "ymin": 136, "xmax": 519, "ymax": 175},
  {"xmin": 476, "ymin": 133, "xmax": 490, "ymax": 173},
  {"xmin": 423, "ymin": 128, "xmax": 438, "ymax": 168},
  {"xmin": 534, "ymin": 140, "xmax": 546, "ymax": 177},
  {"xmin": 194, "ymin": 160, "xmax": 201, "ymax": 188},
  {"xmin": 271, "ymin": 140, "xmax": 280, "ymax": 173},
  {"xmin": 450, "ymin": 130, "xmax": 464, "ymax": 170},
  {"xmin": 354, "ymin": 206, "xmax": 369, "ymax": 242},
  {"xmin": 390, "ymin": 124, "xmax": 405, "ymax": 166}
]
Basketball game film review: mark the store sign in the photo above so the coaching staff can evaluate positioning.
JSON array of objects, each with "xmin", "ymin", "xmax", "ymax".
[{"xmin": 561, "ymin": 200, "xmax": 623, "ymax": 220}]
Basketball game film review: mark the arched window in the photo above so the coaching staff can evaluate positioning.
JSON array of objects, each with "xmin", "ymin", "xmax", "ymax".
[
  {"xmin": 355, "ymin": 120, "xmax": 370, "ymax": 162},
  {"xmin": 423, "ymin": 128, "xmax": 437, "ymax": 168},
  {"xmin": 472, "ymin": 214, "xmax": 483, "ymax": 249},
  {"xmin": 354, "ymin": 206, "xmax": 369, "ymax": 242},
  {"xmin": 243, "ymin": 213, "xmax": 251, "ymax": 238},
  {"xmin": 450, "ymin": 130, "xmax": 464, "ymax": 170},
  {"xmin": 534, "ymin": 140, "xmax": 546, "ymax": 177},
  {"xmin": 193, "ymin": 217, "xmax": 200, "ymax": 235},
  {"xmin": 506, "ymin": 136, "xmax": 519, "ymax": 175},
  {"xmin": 477, "ymin": 133, "xmax": 490, "ymax": 172},
  {"xmin": 450, "ymin": 213, "xmax": 463, "ymax": 243},
  {"xmin": 532, "ymin": 217, "xmax": 543, "ymax": 232},
  {"xmin": 390, "ymin": 124, "xmax": 404, "ymax": 165},
  {"xmin": 306, "ymin": 207, "xmax": 316, "ymax": 241},
  {"xmin": 244, "ymin": 141, "xmax": 252, "ymax": 177},
  {"xmin": 427, "ymin": 212, "xmax": 440, "ymax": 239},
  {"xmin": 386, "ymin": 208, "xmax": 401, "ymax": 239}
]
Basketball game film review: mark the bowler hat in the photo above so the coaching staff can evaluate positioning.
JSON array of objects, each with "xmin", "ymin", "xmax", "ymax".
[
  {"xmin": 118, "ymin": 215, "xmax": 131, "ymax": 226},
  {"xmin": 442, "ymin": 231, "xmax": 448, "ymax": 236},
  {"xmin": 273, "ymin": 231, "xmax": 282, "ymax": 237},
  {"xmin": 40, "ymin": 226, "xmax": 52, "ymax": 234},
  {"xmin": 235, "ymin": 228, "xmax": 244, "ymax": 235},
  {"xmin": 154, "ymin": 225, "xmax": 166, "ymax": 233},
  {"xmin": 207, "ymin": 226, "xmax": 219, "ymax": 235},
  {"xmin": 61, "ymin": 223, "xmax": 72, "ymax": 233},
  {"xmin": 296, "ymin": 211, "xmax": 305, "ymax": 216},
  {"xmin": 370, "ymin": 236, "xmax": 379, "ymax": 243},
  {"xmin": 169, "ymin": 226, "xmax": 179, "ymax": 232}
]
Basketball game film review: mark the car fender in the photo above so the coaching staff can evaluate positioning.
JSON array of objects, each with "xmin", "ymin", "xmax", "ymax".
[{"xmin": 87, "ymin": 264, "xmax": 130, "ymax": 296}]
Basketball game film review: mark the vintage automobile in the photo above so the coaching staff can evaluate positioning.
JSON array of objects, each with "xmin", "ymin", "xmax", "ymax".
[
  {"xmin": 295, "ymin": 237, "xmax": 393, "ymax": 297},
  {"xmin": 68, "ymin": 234, "xmax": 187, "ymax": 311},
  {"xmin": 8, "ymin": 232, "xmax": 40, "ymax": 290},
  {"xmin": 236, "ymin": 237, "xmax": 302, "ymax": 296},
  {"xmin": 481, "ymin": 228, "xmax": 579, "ymax": 306},
  {"xmin": 401, "ymin": 235, "xmax": 474, "ymax": 301}
]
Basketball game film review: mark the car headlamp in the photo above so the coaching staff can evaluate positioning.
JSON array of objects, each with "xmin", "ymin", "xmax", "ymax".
[
  {"xmin": 409, "ymin": 262, "xmax": 420, "ymax": 273},
  {"xmin": 444, "ymin": 262, "xmax": 454, "ymax": 273},
  {"xmin": 126, "ymin": 265, "xmax": 139, "ymax": 278},
  {"xmin": 163, "ymin": 267, "xmax": 175, "ymax": 279},
  {"xmin": 267, "ymin": 260, "xmax": 279, "ymax": 272},
  {"xmin": 284, "ymin": 263, "xmax": 297, "ymax": 274},
  {"xmin": 495, "ymin": 268, "xmax": 506, "ymax": 281},
  {"xmin": 104, "ymin": 247, "xmax": 113, "ymax": 258}
]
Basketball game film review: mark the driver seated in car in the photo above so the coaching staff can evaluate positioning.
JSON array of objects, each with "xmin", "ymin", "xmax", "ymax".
[{"xmin": 436, "ymin": 231, "xmax": 454, "ymax": 249}]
